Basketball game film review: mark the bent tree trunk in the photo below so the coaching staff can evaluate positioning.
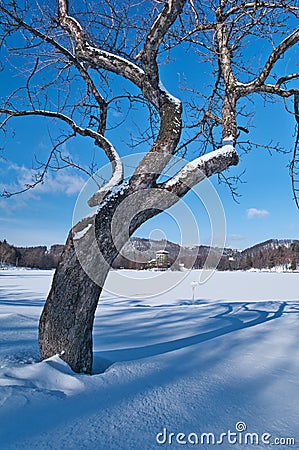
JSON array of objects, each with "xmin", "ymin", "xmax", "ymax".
[
  {"xmin": 38, "ymin": 186, "xmax": 171, "ymax": 373},
  {"xmin": 39, "ymin": 230, "xmax": 103, "ymax": 374},
  {"xmin": 39, "ymin": 147, "xmax": 238, "ymax": 374},
  {"xmin": 39, "ymin": 199, "xmax": 125, "ymax": 374}
]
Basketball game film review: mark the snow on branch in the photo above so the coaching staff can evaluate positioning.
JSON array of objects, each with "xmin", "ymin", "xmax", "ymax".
[
  {"xmin": 163, "ymin": 138, "xmax": 239, "ymax": 197},
  {"xmin": 275, "ymin": 73, "xmax": 299, "ymax": 89},
  {"xmin": 58, "ymin": 0, "xmax": 145, "ymax": 91},
  {"xmin": 59, "ymin": 0, "xmax": 182, "ymax": 127},
  {"xmin": 58, "ymin": 0, "xmax": 84, "ymax": 40},
  {"xmin": 88, "ymin": 140, "xmax": 123, "ymax": 207},
  {"xmin": 73, "ymin": 223, "xmax": 92, "ymax": 241}
]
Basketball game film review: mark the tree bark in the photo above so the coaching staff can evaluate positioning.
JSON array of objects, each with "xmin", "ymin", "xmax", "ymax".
[
  {"xmin": 221, "ymin": 93, "xmax": 237, "ymax": 141},
  {"xmin": 39, "ymin": 199, "xmax": 121, "ymax": 374},
  {"xmin": 38, "ymin": 228, "xmax": 104, "ymax": 374},
  {"xmin": 38, "ymin": 187, "xmax": 166, "ymax": 374}
]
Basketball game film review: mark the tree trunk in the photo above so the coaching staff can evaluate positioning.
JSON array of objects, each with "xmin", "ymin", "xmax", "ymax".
[
  {"xmin": 38, "ymin": 187, "xmax": 166, "ymax": 374},
  {"xmin": 221, "ymin": 93, "xmax": 237, "ymax": 141},
  {"xmin": 39, "ymin": 200, "xmax": 121, "ymax": 373},
  {"xmin": 38, "ymin": 149, "xmax": 238, "ymax": 374},
  {"xmin": 39, "ymin": 231, "xmax": 104, "ymax": 374}
]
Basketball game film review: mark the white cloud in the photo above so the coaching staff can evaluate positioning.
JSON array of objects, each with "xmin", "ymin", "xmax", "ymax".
[
  {"xmin": 41, "ymin": 171, "xmax": 86, "ymax": 196},
  {"xmin": 247, "ymin": 208, "xmax": 269, "ymax": 219},
  {"xmin": 3, "ymin": 162, "xmax": 86, "ymax": 197},
  {"xmin": 229, "ymin": 234, "xmax": 247, "ymax": 241}
]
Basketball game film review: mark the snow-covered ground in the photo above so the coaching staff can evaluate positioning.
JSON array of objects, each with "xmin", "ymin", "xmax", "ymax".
[{"xmin": 0, "ymin": 268, "xmax": 298, "ymax": 449}]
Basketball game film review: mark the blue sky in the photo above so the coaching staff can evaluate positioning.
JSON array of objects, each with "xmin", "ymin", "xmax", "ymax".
[
  {"xmin": 0, "ymin": 17, "xmax": 298, "ymax": 250},
  {"xmin": 0, "ymin": 97, "xmax": 298, "ymax": 250}
]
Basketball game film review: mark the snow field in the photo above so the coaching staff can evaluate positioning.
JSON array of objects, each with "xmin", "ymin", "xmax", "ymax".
[{"xmin": 0, "ymin": 269, "xmax": 298, "ymax": 449}]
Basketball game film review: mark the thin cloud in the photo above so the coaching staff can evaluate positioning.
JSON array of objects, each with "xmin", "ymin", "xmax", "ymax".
[
  {"xmin": 229, "ymin": 234, "xmax": 247, "ymax": 241},
  {"xmin": 2, "ymin": 161, "xmax": 86, "ymax": 197},
  {"xmin": 0, "ymin": 161, "xmax": 87, "ymax": 215},
  {"xmin": 247, "ymin": 208, "xmax": 269, "ymax": 219},
  {"xmin": 43, "ymin": 171, "xmax": 86, "ymax": 196}
]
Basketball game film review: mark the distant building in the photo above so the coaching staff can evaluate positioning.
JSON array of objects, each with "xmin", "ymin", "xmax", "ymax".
[
  {"xmin": 148, "ymin": 258, "xmax": 157, "ymax": 269},
  {"xmin": 147, "ymin": 250, "xmax": 169, "ymax": 270},
  {"xmin": 155, "ymin": 250, "xmax": 169, "ymax": 269}
]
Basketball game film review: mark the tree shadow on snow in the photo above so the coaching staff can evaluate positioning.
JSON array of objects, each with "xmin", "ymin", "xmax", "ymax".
[
  {"xmin": 93, "ymin": 301, "xmax": 288, "ymax": 373},
  {"xmin": 0, "ymin": 291, "xmax": 46, "ymax": 307}
]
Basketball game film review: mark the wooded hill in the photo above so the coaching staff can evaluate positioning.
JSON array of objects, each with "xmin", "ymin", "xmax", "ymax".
[
  {"xmin": 0, "ymin": 238, "xmax": 298, "ymax": 271},
  {"xmin": 0, "ymin": 240, "xmax": 64, "ymax": 269}
]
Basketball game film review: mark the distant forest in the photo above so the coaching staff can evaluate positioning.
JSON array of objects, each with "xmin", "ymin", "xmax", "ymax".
[
  {"xmin": 0, "ymin": 238, "xmax": 298, "ymax": 271},
  {"xmin": 0, "ymin": 240, "xmax": 64, "ymax": 269}
]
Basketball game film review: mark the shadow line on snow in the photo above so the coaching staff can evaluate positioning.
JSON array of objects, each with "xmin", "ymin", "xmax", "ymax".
[
  {"xmin": 0, "ymin": 293, "xmax": 46, "ymax": 307},
  {"xmin": 93, "ymin": 301, "xmax": 287, "ymax": 372}
]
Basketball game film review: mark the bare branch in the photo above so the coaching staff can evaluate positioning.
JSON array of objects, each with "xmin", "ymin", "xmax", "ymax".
[
  {"xmin": 56, "ymin": 0, "xmax": 184, "ymax": 192},
  {"xmin": 58, "ymin": 0, "xmax": 85, "ymax": 41},
  {"xmin": 1, "ymin": 0, "xmax": 298, "ymax": 207},
  {"xmin": 290, "ymin": 91, "xmax": 299, "ymax": 208},
  {"xmin": 1, "ymin": 134, "xmax": 72, "ymax": 198},
  {"xmin": 162, "ymin": 140, "xmax": 239, "ymax": 197},
  {"xmin": 0, "ymin": 108, "xmax": 123, "ymax": 203},
  {"xmin": 225, "ymin": 2, "xmax": 298, "ymax": 18},
  {"xmin": 135, "ymin": 0, "xmax": 186, "ymax": 85},
  {"xmin": 0, "ymin": 3, "xmax": 108, "ymax": 131},
  {"xmin": 257, "ymin": 84, "xmax": 297, "ymax": 97},
  {"xmin": 237, "ymin": 28, "xmax": 299, "ymax": 95},
  {"xmin": 257, "ymin": 28, "xmax": 299, "ymax": 85},
  {"xmin": 57, "ymin": 0, "xmax": 147, "ymax": 96},
  {"xmin": 276, "ymin": 72, "xmax": 299, "ymax": 89},
  {"xmin": 26, "ymin": 57, "xmax": 39, "ymax": 109}
]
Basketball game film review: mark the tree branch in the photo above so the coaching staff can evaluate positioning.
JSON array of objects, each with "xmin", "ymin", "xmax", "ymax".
[
  {"xmin": 236, "ymin": 28, "xmax": 299, "ymax": 95},
  {"xmin": 0, "ymin": 3, "xmax": 108, "ymax": 133},
  {"xmin": 56, "ymin": 0, "xmax": 185, "ymax": 194},
  {"xmin": 256, "ymin": 28, "xmax": 299, "ymax": 86},
  {"xmin": 57, "ymin": 0, "xmax": 147, "ymax": 96},
  {"xmin": 0, "ymin": 108, "xmax": 123, "ymax": 204},
  {"xmin": 1, "ymin": 134, "xmax": 72, "ymax": 198},
  {"xmin": 161, "ymin": 139, "xmax": 239, "ymax": 197},
  {"xmin": 290, "ymin": 91, "xmax": 299, "ymax": 208},
  {"xmin": 276, "ymin": 72, "xmax": 299, "ymax": 89},
  {"xmin": 225, "ymin": 2, "xmax": 298, "ymax": 18},
  {"xmin": 257, "ymin": 84, "xmax": 297, "ymax": 97},
  {"xmin": 135, "ymin": 0, "xmax": 186, "ymax": 86}
]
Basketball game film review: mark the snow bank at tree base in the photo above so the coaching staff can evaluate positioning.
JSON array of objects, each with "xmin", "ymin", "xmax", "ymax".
[{"xmin": 0, "ymin": 269, "xmax": 298, "ymax": 449}]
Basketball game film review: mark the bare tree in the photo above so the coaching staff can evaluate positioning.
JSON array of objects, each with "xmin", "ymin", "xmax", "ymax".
[{"xmin": 0, "ymin": 0, "xmax": 298, "ymax": 373}]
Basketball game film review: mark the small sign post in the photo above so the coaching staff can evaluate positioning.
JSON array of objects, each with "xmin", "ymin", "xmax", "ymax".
[{"xmin": 191, "ymin": 281, "xmax": 198, "ymax": 302}]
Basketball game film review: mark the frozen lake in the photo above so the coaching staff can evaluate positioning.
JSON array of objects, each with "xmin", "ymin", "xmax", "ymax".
[{"xmin": 0, "ymin": 269, "xmax": 298, "ymax": 449}]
